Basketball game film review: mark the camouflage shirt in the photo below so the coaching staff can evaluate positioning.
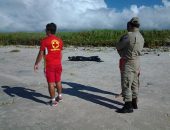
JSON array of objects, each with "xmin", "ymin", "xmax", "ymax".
[{"xmin": 116, "ymin": 29, "xmax": 144, "ymax": 60}]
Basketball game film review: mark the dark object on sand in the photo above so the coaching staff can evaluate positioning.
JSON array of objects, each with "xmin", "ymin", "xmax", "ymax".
[
  {"xmin": 9, "ymin": 49, "xmax": 20, "ymax": 53},
  {"xmin": 68, "ymin": 56, "xmax": 103, "ymax": 62}
]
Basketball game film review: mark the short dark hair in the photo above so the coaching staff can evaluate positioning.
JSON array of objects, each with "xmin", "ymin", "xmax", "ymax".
[{"xmin": 46, "ymin": 23, "xmax": 57, "ymax": 34}]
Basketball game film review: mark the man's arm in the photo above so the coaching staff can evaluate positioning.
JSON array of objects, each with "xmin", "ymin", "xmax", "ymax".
[
  {"xmin": 34, "ymin": 50, "xmax": 44, "ymax": 72},
  {"xmin": 116, "ymin": 34, "xmax": 129, "ymax": 51}
]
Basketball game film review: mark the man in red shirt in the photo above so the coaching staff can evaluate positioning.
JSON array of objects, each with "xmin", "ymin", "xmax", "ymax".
[{"xmin": 34, "ymin": 23, "xmax": 63, "ymax": 106}]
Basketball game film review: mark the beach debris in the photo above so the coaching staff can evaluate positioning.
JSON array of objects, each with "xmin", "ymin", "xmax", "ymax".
[{"xmin": 145, "ymin": 82, "xmax": 153, "ymax": 87}]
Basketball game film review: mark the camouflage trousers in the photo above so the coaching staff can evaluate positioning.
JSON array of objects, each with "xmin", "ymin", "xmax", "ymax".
[{"xmin": 120, "ymin": 58, "xmax": 140, "ymax": 102}]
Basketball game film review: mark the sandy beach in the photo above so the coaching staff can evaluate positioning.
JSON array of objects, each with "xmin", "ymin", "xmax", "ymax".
[{"xmin": 0, "ymin": 46, "xmax": 170, "ymax": 130}]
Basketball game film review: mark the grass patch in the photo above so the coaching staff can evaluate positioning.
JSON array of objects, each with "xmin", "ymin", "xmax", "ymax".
[{"xmin": 0, "ymin": 30, "xmax": 170, "ymax": 48}]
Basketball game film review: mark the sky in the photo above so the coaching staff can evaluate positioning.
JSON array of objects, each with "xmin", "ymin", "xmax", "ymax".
[
  {"xmin": 105, "ymin": 0, "xmax": 163, "ymax": 10},
  {"xmin": 0, "ymin": 0, "xmax": 170, "ymax": 32}
]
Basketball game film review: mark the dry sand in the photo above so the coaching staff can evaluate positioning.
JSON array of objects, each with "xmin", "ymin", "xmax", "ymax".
[{"xmin": 0, "ymin": 46, "xmax": 170, "ymax": 130}]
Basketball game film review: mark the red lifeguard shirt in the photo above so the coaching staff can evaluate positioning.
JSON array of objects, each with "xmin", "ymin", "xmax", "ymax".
[{"xmin": 40, "ymin": 34, "xmax": 63, "ymax": 66}]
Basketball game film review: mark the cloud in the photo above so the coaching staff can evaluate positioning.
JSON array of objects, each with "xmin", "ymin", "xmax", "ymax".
[
  {"xmin": 0, "ymin": 0, "xmax": 170, "ymax": 32},
  {"xmin": 130, "ymin": 5, "xmax": 139, "ymax": 16},
  {"xmin": 162, "ymin": 0, "xmax": 170, "ymax": 7}
]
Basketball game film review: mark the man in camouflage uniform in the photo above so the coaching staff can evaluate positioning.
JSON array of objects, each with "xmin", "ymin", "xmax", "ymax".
[{"xmin": 116, "ymin": 17, "xmax": 144, "ymax": 113}]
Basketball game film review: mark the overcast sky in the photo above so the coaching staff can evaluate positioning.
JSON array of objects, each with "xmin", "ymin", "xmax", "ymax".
[{"xmin": 0, "ymin": 0, "xmax": 170, "ymax": 32}]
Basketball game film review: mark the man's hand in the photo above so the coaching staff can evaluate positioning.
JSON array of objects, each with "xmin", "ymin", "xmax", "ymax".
[
  {"xmin": 34, "ymin": 64, "xmax": 39, "ymax": 72},
  {"xmin": 34, "ymin": 50, "xmax": 44, "ymax": 72}
]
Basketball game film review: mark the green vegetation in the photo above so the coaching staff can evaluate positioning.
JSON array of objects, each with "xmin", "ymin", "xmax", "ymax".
[
  {"xmin": 0, "ymin": 32, "xmax": 45, "ymax": 46},
  {"xmin": 0, "ymin": 30, "xmax": 170, "ymax": 48}
]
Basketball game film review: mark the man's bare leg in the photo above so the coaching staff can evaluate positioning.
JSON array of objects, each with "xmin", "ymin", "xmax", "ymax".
[
  {"xmin": 48, "ymin": 83, "xmax": 57, "ymax": 106},
  {"xmin": 55, "ymin": 81, "xmax": 63, "ymax": 102},
  {"xmin": 48, "ymin": 83, "xmax": 56, "ymax": 98}
]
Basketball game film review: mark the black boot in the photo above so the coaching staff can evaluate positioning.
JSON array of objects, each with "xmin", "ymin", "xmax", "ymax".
[
  {"xmin": 132, "ymin": 98, "xmax": 138, "ymax": 109},
  {"xmin": 116, "ymin": 102, "xmax": 133, "ymax": 113}
]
